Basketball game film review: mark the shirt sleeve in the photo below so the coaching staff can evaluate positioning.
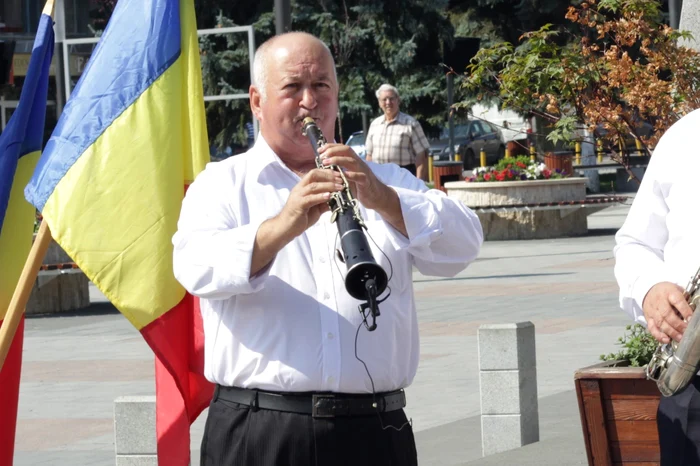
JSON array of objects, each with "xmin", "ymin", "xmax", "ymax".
[
  {"xmin": 172, "ymin": 162, "xmax": 274, "ymax": 300},
  {"xmin": 365, "ymin": 124, "xmax": 375, "ymax": 156},
  {"xmin": 410, "ymin": 120, "xmax": 430, "ymax": 156},
  {"xmin": 373, "ymin": 164, "xmax": 484, "ymax": 277},
  {"xmin": 613, "ymin": 116, "xmax": 688, "ymax": 325}
]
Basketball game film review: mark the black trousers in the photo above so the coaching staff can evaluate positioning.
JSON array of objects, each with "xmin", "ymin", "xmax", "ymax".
[
  {"xmin": 400, "ymin": 163, "xmax": 417, "ymax": 177},
  {"xmin": 658, "ymin": 377, "xmax": 700, "ymax": 465},
  {"xmin": 200, "ymin": 393, "xmax": 418, "ymax": 466}
]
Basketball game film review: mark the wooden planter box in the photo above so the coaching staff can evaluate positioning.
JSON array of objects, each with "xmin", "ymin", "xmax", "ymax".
[
  {"xmin": 574, "ymin": 360, "xmax": 660, "ymax": 465},
  {"xmin": 432, "ymin": 161, "xmax": 464, "ymax": 192},
  {"xmin": 544, "ymin": 151, "xmax": 574, "ymax": 176},
  {"xmin": 27, "ymin": 236, "xmax": 89, "ymax": 314}
]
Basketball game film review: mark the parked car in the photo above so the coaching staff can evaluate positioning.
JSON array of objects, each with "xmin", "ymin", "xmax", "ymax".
[
  {"xmin": 471, "ymin": 103, "xmax": 530, "ymax": 143},
  {"xmin": 345, "ymin": 130, "xmax": 366, "ymax": 159},
  {"xmin": 429, "ymin": 120, "xmax": 505, "ymax": 169}
]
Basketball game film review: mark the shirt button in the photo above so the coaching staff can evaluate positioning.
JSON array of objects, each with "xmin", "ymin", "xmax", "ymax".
[
  {"xmin": 327, "ymin": 332, "xmax": 334, "ymax": 340},
  {"xmin": 327, "ymin": 376, "xmax": 335, "ymax": 384},
  {"xmin": 319, "ymin": 255, "xmax": 326, "ymax": 263},
  {"xmin": 323, "ymin": 292, "xmax": 330, "ymax": 300}
]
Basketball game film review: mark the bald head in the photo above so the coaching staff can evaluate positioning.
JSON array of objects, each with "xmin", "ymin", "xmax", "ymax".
[
  {"xmin": 253, "ymin": 32, "xmax": 337, "ymax": 101},
  {"xmin": 248, "ymin": 31, "xmax": 339, "ymax": 168}
]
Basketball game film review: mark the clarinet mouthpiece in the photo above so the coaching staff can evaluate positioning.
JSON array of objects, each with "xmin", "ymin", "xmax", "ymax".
[{"xmin": 302, "ymin": 117, "xmax": 316, "ymax": 134}]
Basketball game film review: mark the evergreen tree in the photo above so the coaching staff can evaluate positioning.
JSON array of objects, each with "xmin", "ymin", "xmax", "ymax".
[
  {"xmin": 198, "ymin": 0, "xmax": 457, "ymax": 150},
  {"xmin": 447, "ymin": 0, "xmax": 573, "ymax": 46}
]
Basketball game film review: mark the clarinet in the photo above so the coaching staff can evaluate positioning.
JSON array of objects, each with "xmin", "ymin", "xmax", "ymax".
[{"xmin": 301, "ymin": 117, "xmax": 388, "ymax": 330}]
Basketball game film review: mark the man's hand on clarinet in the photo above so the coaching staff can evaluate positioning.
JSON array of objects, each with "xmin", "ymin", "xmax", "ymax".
[
  {"xmin": 279, "ymin": 168, "xmax": 343, "ymax": 238},
  {"xmin": 318, "ymin": 143, "xmax": 387, "ymax": 211},
  {"xmin": 643, "ymin": 281, "xmax": 694, "ymax": 344},
  {"xmin": 318, "ymin": 143, "xmax": 408, "ymax": 237}
]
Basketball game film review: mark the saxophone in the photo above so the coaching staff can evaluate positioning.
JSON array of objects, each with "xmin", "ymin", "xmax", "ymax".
[
  {"xmin": 646, "ymin": 266, "xmax": 700, "ymax": 396},
  {"xmin": 300, "ymin": 117, "xmax": 388, "ymax": 330}
]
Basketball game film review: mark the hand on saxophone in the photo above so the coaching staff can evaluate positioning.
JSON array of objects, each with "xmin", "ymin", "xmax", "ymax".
[{"xmin": 643, "ymin": 282, "xmax": 694, "ymax": 344}]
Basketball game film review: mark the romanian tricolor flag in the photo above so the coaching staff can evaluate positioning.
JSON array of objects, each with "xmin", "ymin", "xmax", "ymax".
[
  {"xmin": 0, "ymin": 7, "xmax": 54, "ymax": 465},
  {"xmin": 24, "ymin": 0, "xmax": 213, "ymax": 463}
]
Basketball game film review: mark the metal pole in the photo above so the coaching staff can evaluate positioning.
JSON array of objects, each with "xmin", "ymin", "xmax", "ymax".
[
  {"xmin": 247, "ymin": 26, "xmax": 259, "ymax": 140},
  {"xmin": 447, "ymin": 73, "xmax": 455, "ymax": 161},
  {"xmin": 1, "ymin": 97, "xmax": 6, "ymax": 130},
  {"xmin": 669, "ymin": 0, "xmax": 682, "ymax": 29},
  {"xmin": 54, "ymin": 0, "xmax": 66, "ymax": 115},
  {"xmin": 274, "ymin": 0, "xmax": 291, "ymax": 35}
]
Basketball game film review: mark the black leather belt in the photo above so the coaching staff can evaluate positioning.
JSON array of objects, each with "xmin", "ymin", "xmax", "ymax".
[{"xmin": 215, "ymin": 385, "xmax": 406, "ymax": 418}]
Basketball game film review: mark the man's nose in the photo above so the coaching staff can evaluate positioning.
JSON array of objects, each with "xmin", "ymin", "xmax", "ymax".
[{"xmin": 300, "ymin": 87, "xmax": 317, "ymax": 108}]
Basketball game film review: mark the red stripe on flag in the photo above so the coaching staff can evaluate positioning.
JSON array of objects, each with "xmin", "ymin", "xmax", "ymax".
[
  {"xmin": 0, "ymin": 316, "xmax": 24, "ymax": 466},
  {"xmin": 140, "ymin": 293, "xmax": 214, "ymax": 465}
]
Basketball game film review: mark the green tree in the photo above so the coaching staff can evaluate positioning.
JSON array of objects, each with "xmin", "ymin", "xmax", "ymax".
[
  {"xmin": 15, "ymin": 0, "xmax": 460, "ymax": 153},
  {"xmin": 458, "ymin": 0, "xmax": 700, "ymax": 174},
  {"xmin": 198, "ymin": 12, "xmax": 274, "ymax": 154},
  {"xmin": 447, "ymin": 0, "xmax": 572, "ymax": 47},
  {"xmin": 198, "ymin": 0, "xmax": 457, "ymax": 150}
]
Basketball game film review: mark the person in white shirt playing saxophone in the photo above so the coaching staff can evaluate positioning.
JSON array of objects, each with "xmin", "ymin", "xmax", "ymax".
[{"xmin": 615, "ymin": 109, "xmax": 700, "ymax": 466}]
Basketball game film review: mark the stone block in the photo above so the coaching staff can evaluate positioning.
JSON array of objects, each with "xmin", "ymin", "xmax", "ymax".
[
  {"xmin": 482, "ymin": 415, "xmax": 521, "ymax": 456},
  {"xmin": 26, "ymin": 237, "xmax": 89, "ymax": 314},
  {"xmin": 478, "ymin": 322, "xmax": 536, "ymax": 371},
  {"xmin": 444, "ymin": 178, "xmax": 587, "ymax": 208},
  {"xmin": 481, "ymin": 413, "xmax": 540, "ymax": 456},
  {"xmin": 476, "ymin": 208, "xmax": 588, "ymax": 241},
  {"xmin": 114, "ymin": 396, "xmax": 156, "ymax": 455},
  {"xmin": 116, "ymin": 456, "xmax": 158, "ymax": 466},
  {"xmin": 479, "ymin": 369, "xmax": 538, "ymax": 417},
  {"xmin": 26, "ymin": 273, "xmax": 90, "ymax": 314},
  {"xmin": 478, "ymin": 322, "xmax": 539, "ymax": 457},
  {"xmin": 480, "ymin": 371, "xmax": 520, "ymax": 414}
]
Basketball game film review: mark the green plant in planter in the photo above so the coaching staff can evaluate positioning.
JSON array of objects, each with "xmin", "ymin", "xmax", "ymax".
[
  {"xmin": 466, "ymin": 155, "xmax": 569, "ymax": 182},
  {"xmin": 600, "ymin": 323, "xmax": 658, "ymax": 367}
]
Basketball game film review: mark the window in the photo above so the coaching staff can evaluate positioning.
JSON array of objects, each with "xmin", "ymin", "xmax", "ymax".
[
  {"xmin": 64, "ymin": 0, "xmax": 94, "ymax": 37},
  {"xmin": 469, "ymin": 122, "xmax": 484, "ymax": 138},
  {"xmin": 440, "ymin": 124, "xmax": 469, "ymax": 139}
]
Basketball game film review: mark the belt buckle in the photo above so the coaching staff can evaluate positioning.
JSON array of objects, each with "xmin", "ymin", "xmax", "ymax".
[{"xmin": 312, "ymin": 394, "xmax": 336, "ymax": 418}]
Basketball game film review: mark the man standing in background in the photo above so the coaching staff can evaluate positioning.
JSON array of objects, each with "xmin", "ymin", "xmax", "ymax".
[{"xmin": 366, "ymin": 84, "xmax": 430, "ymax": 181}]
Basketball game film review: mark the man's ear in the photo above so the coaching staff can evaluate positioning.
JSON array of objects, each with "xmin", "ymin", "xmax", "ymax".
[{"xmin": 250, "ymin": 85, "xmax": 263, "ymax": 121}]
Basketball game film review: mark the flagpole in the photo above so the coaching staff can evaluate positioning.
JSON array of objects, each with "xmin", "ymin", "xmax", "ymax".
[
  {"xmin": 0, "ymin": 221, "xmax": 52, "ymax": 369},
  {"xmin": 0, "ymin": 0, "xmax": 57, "ymax": 370},
  {"xmin": 43, "ymin": 0, "xmax": 55, "ymax": 17}
]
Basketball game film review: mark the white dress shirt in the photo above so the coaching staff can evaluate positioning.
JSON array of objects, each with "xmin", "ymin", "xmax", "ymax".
[
  {"xmin": 173, "ymin": 136, "xmax": 483, "ymax": 393},
  {"xmin": 615, "ymin": 109, "xmax": 700, "ymax": 326}
]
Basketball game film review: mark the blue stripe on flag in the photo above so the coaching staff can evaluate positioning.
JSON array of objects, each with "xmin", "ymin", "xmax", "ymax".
[
  {"xmin": 25, "ymin": 0, "xmax": 181, "ymax": 212},
  {"xmin": 0, "ymin": 13, "xmax": 54, "ymax": 233}
]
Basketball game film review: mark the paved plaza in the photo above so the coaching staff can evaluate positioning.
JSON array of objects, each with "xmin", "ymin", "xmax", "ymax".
[{"xmin": 13, "ymin": 200, "xmax": 635, "ymax": 465}]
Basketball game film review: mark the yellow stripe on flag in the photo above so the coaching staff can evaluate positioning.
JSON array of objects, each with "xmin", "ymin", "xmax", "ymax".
[
  {"xmin": 180, "ymin": 0, "xmax": 208, "ymax": 186},
  {"xmin": 0, "ymin": 152, "xmax": 41, "ymax": 320},
  {"xmin": 41, "ymin": 0, "xmax": 208, "ymax": 330}
]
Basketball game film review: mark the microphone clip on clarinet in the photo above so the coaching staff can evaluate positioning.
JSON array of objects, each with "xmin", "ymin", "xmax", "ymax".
[
  {"xmin": 301, "ymin": 117, "xmax": 388, "ymax": 331},
  {"xmin": 359, "ymin": 279, "xmax": 380, "ymax": 331}
]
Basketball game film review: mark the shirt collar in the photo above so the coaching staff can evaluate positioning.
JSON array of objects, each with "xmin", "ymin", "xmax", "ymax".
[
  {"xmin": 247, "ymin": 133, "xmax": 316, "ymax": 180},
  {"xmin": 382, "ymin": 111, "xmax": 405, "ymax": 125}
]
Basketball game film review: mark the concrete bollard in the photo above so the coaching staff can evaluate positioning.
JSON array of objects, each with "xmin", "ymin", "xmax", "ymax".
[
  {"xmin": 478, "ymin": 322, "xmax": 539, "ymax": 456},
  {"xmin": 114, "ymin": 396, "xmax": 157, "ymax": 466}
]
